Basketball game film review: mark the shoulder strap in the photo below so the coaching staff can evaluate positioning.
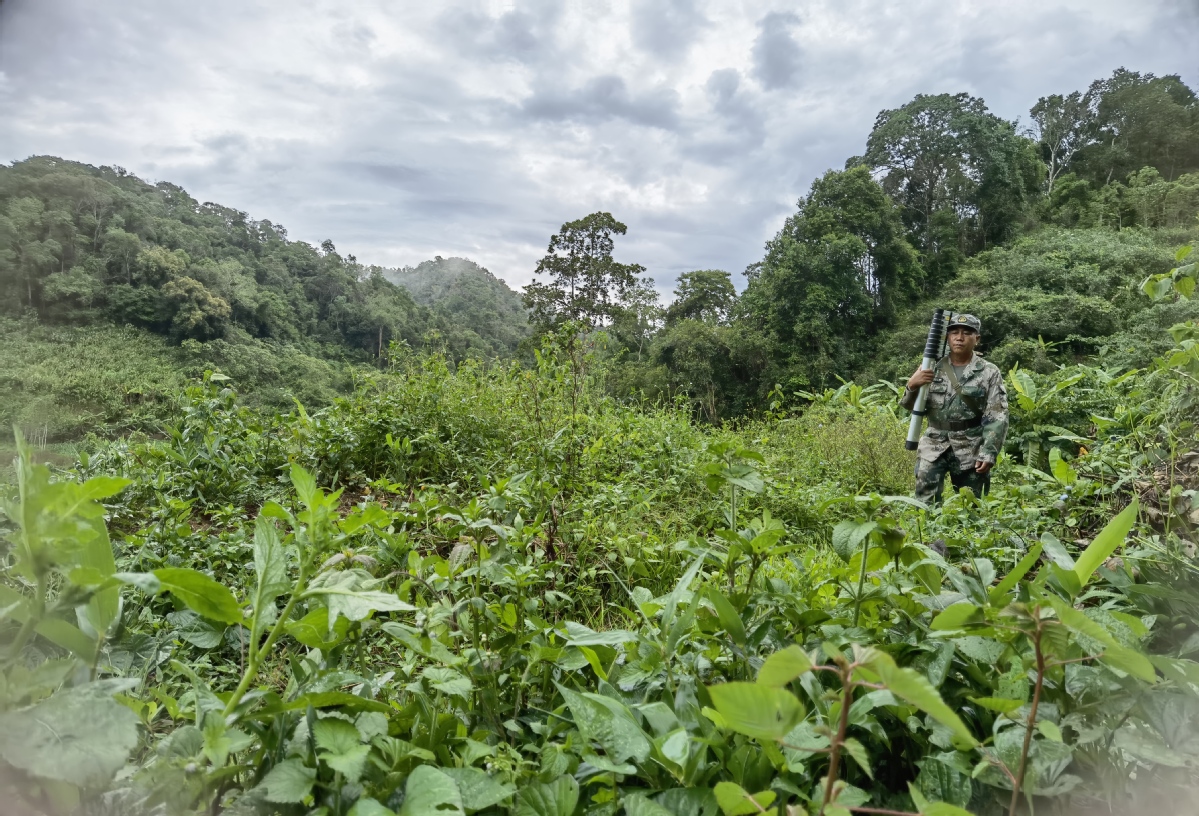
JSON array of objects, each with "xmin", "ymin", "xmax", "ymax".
[{"xmin": 937, "ymin": 357, "xmax": 985, "ymax": 416}]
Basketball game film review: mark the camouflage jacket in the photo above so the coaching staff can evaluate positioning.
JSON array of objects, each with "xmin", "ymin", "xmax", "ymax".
[{"xmin": 899, "ymin": 353, "xmax": 1008, "ymax": 469}]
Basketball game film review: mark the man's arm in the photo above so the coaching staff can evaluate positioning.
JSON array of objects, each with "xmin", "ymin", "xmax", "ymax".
[
  {"xmin": 899, "ymin": 367, "xmax": 934, "ymax": 411},
  {"xmin": 978, "ymin": 368, "xmax": 1009, "ymax": 465}
]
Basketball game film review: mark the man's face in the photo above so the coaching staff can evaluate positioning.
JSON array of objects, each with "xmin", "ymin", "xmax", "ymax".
[{"xmin": 947, "ymin": 327, "xmax": 979, "ymax": 356}]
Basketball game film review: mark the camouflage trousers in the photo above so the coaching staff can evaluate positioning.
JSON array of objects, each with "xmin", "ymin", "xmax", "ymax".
[{"xmin": 914, "ymin": 447, "xmax": 991, "ymax": 506}]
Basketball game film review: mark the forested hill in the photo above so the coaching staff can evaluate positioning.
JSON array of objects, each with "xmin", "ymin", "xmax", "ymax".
[
  {"xmin": 383, "ymin": 256, "xmax": 528, "ymax": 357},
  {"xmin": 0, "ymin": 157, "xmax": 436, "ymax": 357},
  {"xmin": 0, "ymin": 157, "xmax": 532, "ymax": 439}
]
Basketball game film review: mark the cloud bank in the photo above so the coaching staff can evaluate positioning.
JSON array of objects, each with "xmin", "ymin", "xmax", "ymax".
[{"xmin": 1, "ymin": 0, "xmax": 1195, "ymax": 294}]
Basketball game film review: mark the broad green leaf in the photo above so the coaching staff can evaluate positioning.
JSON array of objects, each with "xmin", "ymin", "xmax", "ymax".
[
  {"xmin": 313, "ymin": 716, "xmax": 361, "ymax": 752},
  {"xmin": 286, "ymin": 606, "xmax": 350, "ymax": 650},
  {"xmin": 77, "ymin": 515, "xmax": 120, "ymax": 635},
  {"xmin": 1038, "ymin": 721, "xmax": 1063, "ymax": 742},
  {"xmin": 706, "ymin": 681, "xmax": 804, "ymax": 742},
  {"xmin": 1010, "ymin": 369, "xmax": 1037, "ymax": 403},
  {"xmin": 424, "ymin": 667, "xmax": 473, "ymax": 699},
  {"xmin": 1100, "ymin": 644, "xmax": 1158, "ymax": 683},
  {"xmin": 260, "ymin": 758, "xmax": 316, "ymax": 804},
  {"xmin": 657, "ymin": 788, "xmax": 719, "ymax": 816},
  {"xmin": 1073, "ymin": 501, "xmax": 1138, "ymax": 587},
  {"xmin": 142, "ymin": 568, "xmax": 243, "ymax": 624},
  {"xmin": 303, "ymin": 569, "xmax": 416, "ymax": 627},
  {"xmin": 757, "ymin": 645, "xmax": 812, "ymax": 687},
  {"xmin": 706, "ymin": 588, "xmax": 746, "ymax": 646},
  {"xmin": 201, "ymin": 713, "xmax": 252, "ymax": 767},
  {"xmin": 0, "ymin": 679, "xmax": 138, "ymax": 787},
  {"xmin": 922, "ymin": 804, "xmax": 975, "ymax": 816},
  {"xmin": 560, "ymin": 620, "xmax": 638, "ymax": 646},
  {"xmin": 1113, "ymin": 727, "xmax": 1189, "ymax": 767},
  {"xmin": 832, "ymin": 520, "xmax": 878, "ymax": 563},
  {"xmin": 401, "ymin": 765, "xmax": 464, "ymax": 816},
  {"xmin": 514, "ymin": 775, "xmax": 578, "ymax": 816},
  {"xmin": 713, "ymin": 782, "xmax": 776, "ymax": 816},
  {"xmin": 290, "ymin": 464, "xmax": 318, "ymax": 509},
  {"xmin": 313, "ymin": 717, "xmax": 370, "ymax": 782},
  {"xmin": 441, "ymin": 767, "xmax": 517, "ymax": 812},
  {"xmin": 930, "ymin": 602, "xmax": 983, "ymax": 632},
  {"xmin": 80, "ymin": 475, "xmax": 132, "ymax": 500},
  {"xmin": 251, "ymin": 517, "xmax": 290, "ymax": 633},
  {"xmin": 989, "ymin": 542, "xmax": 1043, "ymax": 605},
  {"xmin": 1039, "ymin": 534, "xmax": 1074, "ymax": 569},
  {"xmin": 1048, "ymin": 448, "xmax": 1076, "ymax": 486},
  {"xmin": 968, "ymin": 696, "xmax": 1024, "ymax": 715},
  {"xmin": 556, "ymin": 684, "xmax": 651, "ymax": 762},
  {"xmin": 1176, "ymin": 274, "xmax": 1196, "ymax": 299},
  {"xmin": 36, "ymin": 617, "xmax": 100, "ymax": 662},
  {"xmin": 168, "ymin": 610, "xmax": 227, "ymax": 649},
  {"xmin": 348, "ymin": 798, "xmax": 395, "ymax": 816},
  {"xmin": 1045, "ymin": 596, "xmax": 1155, "ymax": 683},
  {"xmin": 916, "ymin": 758, "xmax": 972, "ymax": 808},
  {"xmin": 580, "ymin": 751, "xmax": 636, "ymax": 774},
  {"xmin": 623, "ymin": 793, "xmax": 677, "ymax": 816},
  {"xmin": 842, "ymin": 737, "xmax": 873, "ymax": 780},
  {"xmin": 858, "ymin": 651, "xmax": 977, "ymax": 748}
]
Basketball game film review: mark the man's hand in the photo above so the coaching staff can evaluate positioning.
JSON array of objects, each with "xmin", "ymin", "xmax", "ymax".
[
  {"xmin": 975, "ymin": 460, "xmax": 993, "ymax": 474},
  {"xmin": 906, "ymin": 367, "xmax": 935, "ymax": 390}
]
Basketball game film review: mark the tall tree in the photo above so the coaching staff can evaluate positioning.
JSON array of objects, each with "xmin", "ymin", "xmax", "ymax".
[
  {"xmin": 862, "ymin": 92, "xmax": 1042, "ymax": 282},
  {"xmin": 665, "ymin": 269, "xmax": 736, "ymax": 325},
  {"xmin": 523, "ymin": 212, "xmax": 646, "ymax": 331},
  {"xmin": 1074, "ymin": 68, "xmax": 1199, "ymax": 184},
  {"xmin": 1029, "ymin": 90, "xmax": 1098, "ymax": 192},
  {"xmin": 738, "ymin": 167, "xmax": 922, "ymax": 389}
]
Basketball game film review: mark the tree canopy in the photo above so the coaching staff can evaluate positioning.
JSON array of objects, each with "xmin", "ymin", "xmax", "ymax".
[
  {"xmin": 522, "ymin": 212, "xmax": 648, "ymax": 331},
  {"xmin": 861, "ymin": 92, "xmax": 1042, "ymax": 283}
]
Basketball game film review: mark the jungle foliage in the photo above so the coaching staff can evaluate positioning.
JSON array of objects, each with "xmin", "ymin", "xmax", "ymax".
[
  {"xmin": 2, "ymin": 65, "xmax": 1199, "ymax": 814},
  {"xmin": 1, "ymin": 251, "xmax": 1198, "ymax": 813}
]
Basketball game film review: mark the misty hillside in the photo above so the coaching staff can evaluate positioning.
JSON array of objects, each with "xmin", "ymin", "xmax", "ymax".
[{"xmin": 384, "ymin": 256, "xmax": 529, "ymax": 357}]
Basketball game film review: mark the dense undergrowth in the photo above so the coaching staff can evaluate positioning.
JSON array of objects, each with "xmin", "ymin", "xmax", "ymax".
[{"xmin": 2, "ymin": 251, "xmax": 1199, "ymax": 816}]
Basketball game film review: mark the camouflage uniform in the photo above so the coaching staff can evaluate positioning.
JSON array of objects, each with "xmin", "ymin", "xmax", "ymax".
[{"xmin": 899, "ymin": 318, "xmax": 1008, "ymax": 505}]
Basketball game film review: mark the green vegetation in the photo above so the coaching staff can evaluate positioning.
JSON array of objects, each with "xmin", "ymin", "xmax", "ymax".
[
  {"xmin": 384, "ymin": 256, "xmax": 529, "ymax": 359},
  {"xmin": 2, "ymin": 64, "xmax": 1199, "ymax": 815},
  {"xmin": 0, "ymin": 158, "xmax": 528, "ymax": 442},
  {"xmin": 2, "ymin": 268, "xmax": 1198, "ymax": 812}
]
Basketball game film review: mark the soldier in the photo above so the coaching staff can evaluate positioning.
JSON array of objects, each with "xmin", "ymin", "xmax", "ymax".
[{"xmin": 900, "ymin": 313, "xmax": 1008, "ymax": 505}]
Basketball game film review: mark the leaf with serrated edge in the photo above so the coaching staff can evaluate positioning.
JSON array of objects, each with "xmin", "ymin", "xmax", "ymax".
[
  {"xmin": 441, "ymin": 767, "xmax": 517, "ymax": 813},
  {"xmin": 514, "ymin": 775, "xmax": 578, "ymax": 816},
  {"xmin": 858, "ymin": 651, "xmax": 977, "ymax": 748},
  {"xmin": 0, "ymin": 680, "xmax": 138, "ymax": 787},
  {"xmin": 401, "ymin": 765, "xmax": 463, "ymax": 816},
  {"xmin": 259, "ymin": 759, "xmax": 316, "ymax": 804}
]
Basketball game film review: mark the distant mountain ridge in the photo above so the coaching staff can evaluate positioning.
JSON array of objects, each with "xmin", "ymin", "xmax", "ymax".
[{"xmin": 383, "ymin": 256, "xmax": 529, "ymax": 357}]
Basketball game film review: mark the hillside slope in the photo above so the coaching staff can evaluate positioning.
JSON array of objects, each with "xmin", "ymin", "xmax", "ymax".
[{"xmin": 384, "ymin": 256, "xmax": 529, "ymax": 358}]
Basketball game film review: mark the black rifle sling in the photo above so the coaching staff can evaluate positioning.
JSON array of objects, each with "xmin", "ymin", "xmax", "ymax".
[{"xmin": 937, "ymin": 357, "xmax": 985, "ymax": 418}]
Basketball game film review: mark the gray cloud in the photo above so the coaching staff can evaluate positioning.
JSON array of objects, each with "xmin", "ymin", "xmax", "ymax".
[
  {"xmin": 630, "ymin": 0, "xmax": 710, "ymax": 60},
  {"xmin": 752, "ymin": 12, "xmax": 803, "ymax": 90},
  {"xmin": 520, "ymin": 75, "xmax": 681, "ymax": 130},
  {"xmin": 1, "ymin": 0, "xmax": 1194, "ymax": 296}
]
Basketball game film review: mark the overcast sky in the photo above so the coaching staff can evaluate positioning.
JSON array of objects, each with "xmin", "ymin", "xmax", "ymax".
[{"xmin": 2, "ymin": 1, "xmax": 1196, "ymax": 295}]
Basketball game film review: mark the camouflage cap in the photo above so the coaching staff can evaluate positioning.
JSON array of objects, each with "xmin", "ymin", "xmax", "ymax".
[{"xmin": 947, "ymin": 313, "xmax": 981, "ymax": 333}]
